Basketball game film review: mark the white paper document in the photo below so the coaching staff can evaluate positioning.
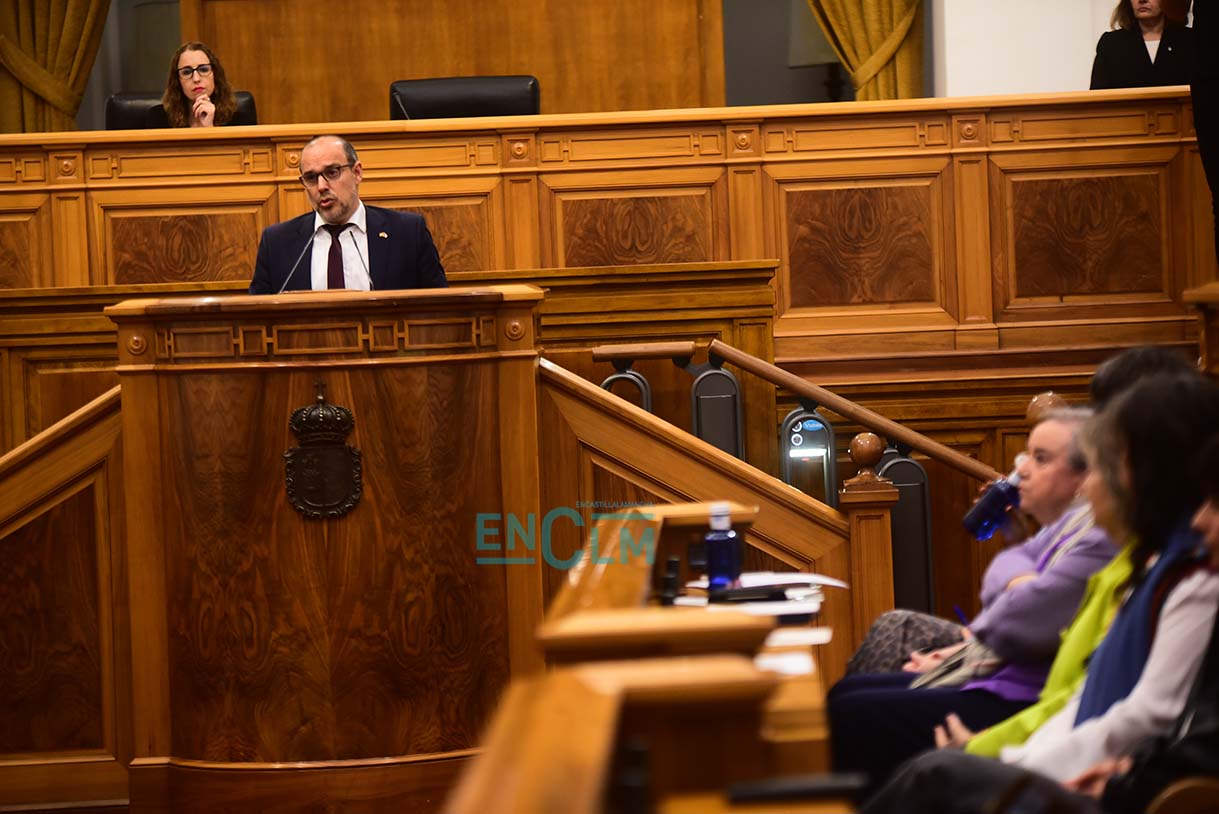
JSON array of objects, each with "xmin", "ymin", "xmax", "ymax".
[{"xmin": 685, "ymin": 571, "xmax": 848, "ymax": 591}]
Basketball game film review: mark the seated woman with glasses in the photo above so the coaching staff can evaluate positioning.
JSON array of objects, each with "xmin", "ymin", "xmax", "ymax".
[{"xmin": 157, "ymin": 41, "xmax": 243, "ymax": 128}]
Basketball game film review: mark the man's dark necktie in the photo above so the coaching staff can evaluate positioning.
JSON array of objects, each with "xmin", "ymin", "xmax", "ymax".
[{"xmin": 323, "ymin": 223, "xmax": 352, "ymax": 289}]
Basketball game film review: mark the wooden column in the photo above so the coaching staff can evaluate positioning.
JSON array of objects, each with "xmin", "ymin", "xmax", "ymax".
[{"xmin": 839, "ymin": 433, "xmax": 899, "ymax": 652}]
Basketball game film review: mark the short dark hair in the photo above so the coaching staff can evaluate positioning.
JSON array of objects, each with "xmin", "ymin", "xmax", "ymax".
[
  {"xmin": 303, "ymin": 135, "xmax": 359, "ymax": 166},
  {"xmin": 1089, "ymin": 346, "xmax": 1197, "ymax": 408}
]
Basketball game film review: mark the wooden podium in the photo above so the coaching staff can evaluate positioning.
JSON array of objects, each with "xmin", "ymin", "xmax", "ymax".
[{"xmin": 105, "ymin": 286, "xmax": 546, "ymax": 812}]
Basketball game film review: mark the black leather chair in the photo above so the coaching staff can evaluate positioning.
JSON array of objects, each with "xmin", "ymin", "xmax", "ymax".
[
  {"xmin": 388, "ymin": 76, "xmax": 539, "ymax": 120},
  {"xmin": 104, "ymin": 91, "xmax": 258, "ymax": 129}
]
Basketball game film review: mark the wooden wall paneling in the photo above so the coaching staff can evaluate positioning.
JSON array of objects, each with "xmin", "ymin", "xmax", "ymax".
[
  {"xmin": 1185, "ymin": 144, "xmax": 1218, "ymax": 292},
  {"xmin": 996, "ymin": 314, "xmax": 1195, "ymax": 349},
  {"xmin": 181, "ymin": 0, "xmax": 725, "ymax": 124},
  {"xmin": 0, "ymin": 283, "xmax": 246, "ymax": 455},
  {"xmin": 0, "ymin": 192, "xmax": 52, "ymax": 290},
  {"xmin": 987, "ymin": 100, "xmax": 1184, "ymax": 145},
  {"xmin": 0, "ymin": 485, "xmax": 104, "ymax": 753},
  {"xmin": 360, "ymin": 175, "xmax": 507, "ymax": 274},
  {"xmin": 762, "ymin": 113, "xmax": 951, "ymax": 157},
  {"xmin": 989, "ymin": 145, "xmax": 1185, "ymax": 323},
  {"xmin": 87, "ymin": 184, "xmax": 278, "ymax": 286},
  {"xmin": 51, "ymin": 191, "xmax": 90, "ymax": 288},
  {"xmin": 765, "ymin": 154, "xmax": 957, "ymax": 354},
  {"xmin": 727, "ymin": 123, "xmax": 764, "ymax": 260},
  {"xmin": 12, "ymin": 347, "xmax": 120, "ymax": 445},
  {"xmin": 950, "ymin": 112, "xmax": 997, "ymax": 349},
  {"xmin": 0, "ymin": 151, "xmax": 55, "ymax": 295},
  {"xmin": 0, "ymin": 348, "xmax": 8, "ymax": 453},
  {"xmin": 49, "ymin": 150, "xmax": 89, "ymax": 288},
  {"xmin": 0, "ymin": 390, "xmax": 129, "ymax": 809},
  {"xmin": 540, "ymin": 165, "xmax": 729, "ymax": 269},
  {"xmin": 0, "ymin": 150, "xmax": 49, "ymax": 188},
  {"xmin": 774, "ymin": 162, "xmax": 948, "ymax": 310},
  {"xmin": 501, "ymin": 132, "xmax": 542, "ymax": 269},
  {"xmin": 0, "ymin": 87, "xmax": 1207, "ymax": 373}
]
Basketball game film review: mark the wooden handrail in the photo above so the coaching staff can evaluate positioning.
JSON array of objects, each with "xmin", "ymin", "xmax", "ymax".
[
  {"xmin": 708, "ymin": 339, "xmax": 1002, "ymax": 483},
  {"xmin": 0, "ymin": 386, "xmax": 121, "ymax": 476},
  {"xmin": 591, "ymin": 341, "xmax": 698, "ymax": 362}
]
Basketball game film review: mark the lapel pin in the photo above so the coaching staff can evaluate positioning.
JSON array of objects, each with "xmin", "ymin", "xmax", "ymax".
[{"xmin": 378, "ymin": 231, "xmax": 388, "ymax": 239}]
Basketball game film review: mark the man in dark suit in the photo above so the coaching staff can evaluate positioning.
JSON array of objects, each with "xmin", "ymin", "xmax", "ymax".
[{"xmin": 248, "ymin": 134, "xmax": 447, "ymax": 294}]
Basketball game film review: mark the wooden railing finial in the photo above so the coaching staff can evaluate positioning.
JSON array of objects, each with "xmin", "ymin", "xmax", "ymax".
[{"xmin": 843, "ymin": 431, "xmax": 888, "ymax": 491}]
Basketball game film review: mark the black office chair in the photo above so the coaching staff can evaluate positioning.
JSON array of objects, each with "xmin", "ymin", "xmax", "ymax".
[
  {"xmin": 388, "ymin": 76, "xmax": 539, "ymax": 120},
  {"xmin": 104, "ymin": 91, "xmax": 258, "ymax": 129}
]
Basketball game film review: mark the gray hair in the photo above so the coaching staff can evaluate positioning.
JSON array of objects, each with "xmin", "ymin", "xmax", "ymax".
[{"xmin": 1037, "ymin": 406, "xmax": 1093, "ymax": 472}]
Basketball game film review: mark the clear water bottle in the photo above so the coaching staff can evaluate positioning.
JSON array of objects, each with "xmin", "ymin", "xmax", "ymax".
[
  {"xmin": 706, "ymin": 502, "xmax": 741, "ymax": 590},
  {"xmin": 962, "ymin": 454, "xmax": 1026, "ymax": 541}
]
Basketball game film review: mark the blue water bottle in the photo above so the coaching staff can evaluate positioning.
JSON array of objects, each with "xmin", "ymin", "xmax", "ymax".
[
  {"xmin": 962, "ymin": 454, "xmax": 1026, "ymax": 541},
  {"xmin": 706, "ymin": 502, "xmax": 741, "ymax": 590}
]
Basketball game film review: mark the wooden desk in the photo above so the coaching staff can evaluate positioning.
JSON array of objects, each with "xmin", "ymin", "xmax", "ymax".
[{"xmin": 66, "ymin": 287, "xmax": 544, "ymax": 812}]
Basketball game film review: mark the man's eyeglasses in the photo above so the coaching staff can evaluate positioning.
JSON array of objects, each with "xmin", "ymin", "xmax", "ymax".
[
  {"xmin": 300, "ymin": 163, "xmax": 353, "ymax": 188},
  {"xmin": 177, "ymin": 64, "xmax": 213, "ymax": 79}
]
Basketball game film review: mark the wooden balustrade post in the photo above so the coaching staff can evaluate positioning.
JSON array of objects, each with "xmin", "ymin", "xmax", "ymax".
[{"xmin": 839, "ymin": 432, "xmax": 899, "ymax": 651}]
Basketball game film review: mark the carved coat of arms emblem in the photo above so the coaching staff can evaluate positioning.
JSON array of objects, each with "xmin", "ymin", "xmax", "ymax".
[{"xmin": 284, "ymin": 384, "xmax": 362, "ymax": 518}]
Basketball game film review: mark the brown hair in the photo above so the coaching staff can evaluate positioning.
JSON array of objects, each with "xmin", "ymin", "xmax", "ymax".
[
  {"xmin": 1109, "ymin": 0, "xmax": 1188, "ymax": 31},
  {"xmin": 161, "ymin": 42, "xmax": 236, "ymax": 127},
  {"xmin": 1111, "ymin": 0, "xmax": 1137, "ymax": 30}
]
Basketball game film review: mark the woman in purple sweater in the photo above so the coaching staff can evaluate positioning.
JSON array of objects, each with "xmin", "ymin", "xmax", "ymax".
[{"xmin": 827, "ymin": 409, "xmax": 1118, "ymax": 794}]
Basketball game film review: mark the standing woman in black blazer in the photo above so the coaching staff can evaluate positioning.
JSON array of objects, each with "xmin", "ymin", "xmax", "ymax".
[{"xmin": 1090, "ymin": 0, "xmax": 1195, "ymax": 89}]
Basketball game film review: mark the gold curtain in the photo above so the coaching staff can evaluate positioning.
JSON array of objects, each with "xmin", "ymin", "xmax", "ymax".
[
  {"xmin": 805, "ymin": 0, "xmax": 924, "ymax": 101},
  {"xmin": 0, "ymin": 0, "xmax": 112, "ymax": 133}
]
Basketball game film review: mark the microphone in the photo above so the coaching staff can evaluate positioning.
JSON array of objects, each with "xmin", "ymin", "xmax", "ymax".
[
  {"xmin": 276, "ymin": 228, "xmax": 319, "ymax": 294},
  {"xmin": 393, "ymin": 91, "xmax": 411, "ymax": 121},
  {"xmin": 344, "ymin": 229, "xmax": 374, "ymax": 291}
]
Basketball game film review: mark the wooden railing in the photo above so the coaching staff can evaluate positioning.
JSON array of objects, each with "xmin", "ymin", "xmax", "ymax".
[
  {"xmin": 709, "ymin": 339, "xmax": 1004, "ymax": 484},
  {"xmin": 0, "ymin": 386, "xmax": 129, "ymax": 810},
  {"xmin": 536, "ymin": 358, "xmax": 898, "ymax": 683}
]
